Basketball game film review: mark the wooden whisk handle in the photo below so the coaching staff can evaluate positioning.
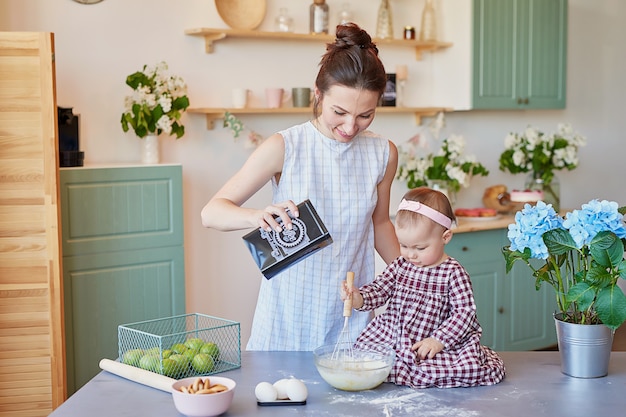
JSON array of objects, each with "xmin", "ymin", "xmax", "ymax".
[{"xmin": 343, "ymin": 271, "xmax": 355, "ymax": 318}]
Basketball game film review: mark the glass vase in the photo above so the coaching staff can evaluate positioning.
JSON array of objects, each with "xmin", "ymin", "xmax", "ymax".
[
  {"xmin": 427, "ymin": 179, "xmax": 455, "ymax": 206},
  {"xmin": 141, "ymin": 134, "xmax": 160, "ymax": 164},
  {"xmin": 419, "ymin": 0, "xmax": 437, "ymax": 41},
  {"xmin": 376, "ymin": 0, "xmax": 393, "ymax": 39},
  {"xmin": 525, "ymin": 172, "xmax": 560, "ymax": 212}
]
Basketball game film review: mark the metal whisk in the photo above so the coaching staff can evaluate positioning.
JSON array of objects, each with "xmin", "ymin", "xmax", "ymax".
[{"xmin": 332, "ymin": 271, "xmax": 355, "ymax": 361}]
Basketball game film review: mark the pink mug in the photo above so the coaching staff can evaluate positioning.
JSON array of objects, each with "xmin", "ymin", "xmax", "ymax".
[{"xmin": 265, "ymin": 88, "xmax": 291, "ymax": 109}]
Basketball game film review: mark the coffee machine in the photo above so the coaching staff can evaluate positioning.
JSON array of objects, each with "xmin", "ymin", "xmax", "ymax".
[{"xmin": 57, "ymin": 107, "xmax": 84, "ymax": 167}]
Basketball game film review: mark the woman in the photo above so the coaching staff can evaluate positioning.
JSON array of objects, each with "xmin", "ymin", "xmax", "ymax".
[{"xmin": 201, "ymin": 23, "xmax": 399, "ymax": 350}]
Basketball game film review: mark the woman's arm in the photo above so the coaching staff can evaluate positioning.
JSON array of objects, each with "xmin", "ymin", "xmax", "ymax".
[
  {"xmin": 372, "ymin": 140, "xmax": 400, "ymax": 264},
  {"xmin": 200, "ymin": 133, "xmax": 298, "ymax": 232}
]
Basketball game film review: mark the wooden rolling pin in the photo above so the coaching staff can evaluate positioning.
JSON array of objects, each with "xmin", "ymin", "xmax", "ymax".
[{"xmin": 99, "ymin": 358, "xmax": 175, "ymax": 393}]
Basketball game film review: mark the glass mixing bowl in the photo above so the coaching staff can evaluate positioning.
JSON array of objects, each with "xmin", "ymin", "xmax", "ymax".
[{"xmin": 313, "ymin": 344, "xmax": 395, "ymax": 391}]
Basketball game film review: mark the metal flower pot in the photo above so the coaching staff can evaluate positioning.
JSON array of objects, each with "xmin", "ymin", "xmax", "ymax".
[{"xmin": 554, "ymin": 313, "xmax": 614, "ymax": 378}]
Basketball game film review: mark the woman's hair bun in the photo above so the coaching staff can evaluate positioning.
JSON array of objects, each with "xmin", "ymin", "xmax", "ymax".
[{"xmin": 334, "ymin": 23, "xmax": 378, "ymax": 54}]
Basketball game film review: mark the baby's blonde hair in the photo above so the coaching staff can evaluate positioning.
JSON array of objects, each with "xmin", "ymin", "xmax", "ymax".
[{"xmin": 395, "ymin": 187, "xmax": 455, "ymax": 230}]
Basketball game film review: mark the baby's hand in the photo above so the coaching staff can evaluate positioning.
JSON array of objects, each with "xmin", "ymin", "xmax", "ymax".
[
  {"xmin": 340, "ymin": 280, "xmax": 364, "ymax": 309},
  {"xmin": 411, "ymin": 337, "xmax": 444, "ymax": 360}
]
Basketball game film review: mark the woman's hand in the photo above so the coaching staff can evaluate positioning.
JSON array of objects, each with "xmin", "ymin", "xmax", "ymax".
[
  {"xmin": 256, "ymin": 200, "xmax": 300, "ymax": 232},
  {"xmin": 411, "ymin": 337, "xmax": 444, "ymax": 360}
]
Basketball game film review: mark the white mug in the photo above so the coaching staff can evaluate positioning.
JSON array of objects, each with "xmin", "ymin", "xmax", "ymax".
[{"xmin": 232, "ymin": 88, "xmax": 251, "ymax": 108}]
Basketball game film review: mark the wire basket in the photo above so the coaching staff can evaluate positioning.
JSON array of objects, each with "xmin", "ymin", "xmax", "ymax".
[{"xmin": 118, "ymin": 313, "xmax": 241, "ymax": 380}]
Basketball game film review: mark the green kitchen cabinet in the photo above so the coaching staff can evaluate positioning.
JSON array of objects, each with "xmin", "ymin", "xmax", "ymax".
[
  {"xmin": 60, "ymin": 164, "xmax": 185, "ymax": 395},
  {"xmin": 447, "ymin": 228, "xmax": 557, "ymax": 351},
  {"xmin": 472, "ymin": 0, "xmax": 568, "ymax": 109}
]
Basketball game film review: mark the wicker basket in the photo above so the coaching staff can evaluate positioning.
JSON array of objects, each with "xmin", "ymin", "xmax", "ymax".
[
  {"xmin": 118, "ymin": 313, "xmax": 241, "ymax": 380},
  {"xmin": 215, "ymin": 0, "xmax": 267, "ymax": 30}
]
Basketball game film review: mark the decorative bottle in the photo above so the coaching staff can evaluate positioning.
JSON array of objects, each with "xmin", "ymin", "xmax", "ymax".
[
  {"xmin": 338, "ymin": 2, "xmax": 353, "ymax": 25},
  {"xmin": 275, "ymin": 8, "xmax": 293, "ymax": 32},
  {"xmin": 310, "ymin": 0, "xmax": 329, "ymax": 34},
  {"xmin": 376, "ymin": 0, "xmax": 393, "ymax": 39},
  {"xmin": 419, "ymin": 0, "xmax": 437, "ymax": 41}
]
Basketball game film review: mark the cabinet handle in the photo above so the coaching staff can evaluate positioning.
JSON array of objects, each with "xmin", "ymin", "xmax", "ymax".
[
  {"xmin": 498, "ymin": 307, "xmax": 505, "ymax": 314},
  {"xmin": 461, "ymin": 246, "xmax": 469, "ymax": 252},
  {"xmin": 517, "ymin": 97, "xmax": 529, "ymax": 105}
]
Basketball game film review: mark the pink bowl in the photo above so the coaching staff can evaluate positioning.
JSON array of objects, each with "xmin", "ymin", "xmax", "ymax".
[{"xmin": 171, "ymin": 376, "xmax": 236, "ymax": 417}]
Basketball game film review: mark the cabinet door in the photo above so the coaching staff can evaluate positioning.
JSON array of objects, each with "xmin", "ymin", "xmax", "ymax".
[
  {"xmin": 447, "ymin": 230, "xmax": 505, "ymax": 350},
  {"xmin": 60, "ymin": 165, "xmax": 186, "ymax": 394},
  {"xmin": 472, "ymin": 0, "xmax": 567, "ymax": 109},
  {"xmin": 63, "ymin": 247, "xmax": 185, "ymax": 394},
  {"xmin": 502, "ymin": 261, "xmax": 558, "ymax": 350}
]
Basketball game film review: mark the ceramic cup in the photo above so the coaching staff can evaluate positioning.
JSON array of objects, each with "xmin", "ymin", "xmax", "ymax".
[
  {"xmin": 232, "ymin": 88, "xmax": 251, "ymax": 109},
  {"xmin": 292, "ymin": 87, "xmax": 312, "ymax": 107},
  {"xmin": 265, "ymin": 88, "xmax": 291, "ymax": 109}
]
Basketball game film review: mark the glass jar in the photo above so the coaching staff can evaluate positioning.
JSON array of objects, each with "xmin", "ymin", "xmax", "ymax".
[
  {"xmin": 524, "ymin": 172, "xmax": 561, "ymax": 212},
  {"xmin": 404, "ymin": 26, "xmax": 416, "ymax": 40},
  {"xmin": 310, "ymin": 0, "xmax": 329, "ymax": 34},
  {"xmin": 338, "ymin": 2, "xmax": 353, "ymax": 25},
  {"xmin": 275, "ymin": 8, "xmax": 293, "ymax": 32}
]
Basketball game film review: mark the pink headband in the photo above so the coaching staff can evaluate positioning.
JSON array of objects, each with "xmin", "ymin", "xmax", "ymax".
[{"xmin": 397, "ymin": 199, "xmax": 453, "ymax": 229}]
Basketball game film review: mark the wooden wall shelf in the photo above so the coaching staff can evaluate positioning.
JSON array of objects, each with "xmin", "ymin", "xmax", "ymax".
[
  {"xmin": 189, "ymin": 106, "xmax": 451, "ymax": 130},
  {"xmin": 184, "ymin": 28, "xmax": 453, "ymax": 59}
]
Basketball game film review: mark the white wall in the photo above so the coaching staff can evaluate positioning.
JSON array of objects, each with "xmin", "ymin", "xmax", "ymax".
[{"xmin": 2, "ymin": 0, "xmax": 625, "ymax": 347}]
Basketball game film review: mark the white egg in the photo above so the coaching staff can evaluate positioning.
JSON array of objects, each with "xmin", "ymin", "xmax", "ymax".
[
  {"xmin": 254, "ymin": 381, "xmax": 278, "ymax": 402},
  {"xmin": 273, "ymin": 378, "xmax": 291, "ymax": 400},
  {"xmin": 285, "ymin": 378, "xmax": 308, "ymax": 402}
]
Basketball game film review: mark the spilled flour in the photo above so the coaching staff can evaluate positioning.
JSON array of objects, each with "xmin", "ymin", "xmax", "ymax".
[{"xmin": 325, "ymin": 389, "xmax": 481, "ymax": 417}]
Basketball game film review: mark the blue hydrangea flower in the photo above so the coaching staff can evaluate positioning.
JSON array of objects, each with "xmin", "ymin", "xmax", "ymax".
[
  {"xmin": 507, "ymin": 201, "xmax": 563, "ymax": 259},
  {"xmin": 562, "ymin": 199, "xmax": 626, "ymax": 248}
]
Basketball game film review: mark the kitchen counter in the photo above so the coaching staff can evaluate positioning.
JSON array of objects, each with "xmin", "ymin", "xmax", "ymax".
[
  {"xmin": 453, "ymin": 214, "xmax": 515, "ymax": 233},
  {"xmin": 50, "ymin": 351, "xmax": 626, "ymax": 417}
]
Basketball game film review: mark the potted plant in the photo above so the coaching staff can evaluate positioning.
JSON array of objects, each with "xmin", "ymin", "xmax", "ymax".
[
  {"xmin": 498, "ymin": 123, "xmax": 587, "ymax": 212},
  {"xmin": 120, "ymin": 61, "xmax": 189, "ymax": 163},
  {"xmin": 502, "ymin": 200, "xmax": 626, "ymax": 377},
  {"xmin": 396, "ymin": 133, "xmax": 489, "ymax": 205}
]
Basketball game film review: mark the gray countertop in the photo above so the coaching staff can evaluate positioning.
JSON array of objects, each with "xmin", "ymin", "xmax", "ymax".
[{"xmin": 50, "ymin": 351, "xmax": 626, "ymax": 417}]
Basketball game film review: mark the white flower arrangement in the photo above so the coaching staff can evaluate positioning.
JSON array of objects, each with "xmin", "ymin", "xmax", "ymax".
[
  {"xmin": 396, "ymin": 123, "xmax": 489, "ymax": 193},
  {"xmin": 499, "ymin": 123, "xmax": 587, "ymax": 184},
  {"xmin": 121, "ymin": 61, "xmax": 189, "ymax": 139}
]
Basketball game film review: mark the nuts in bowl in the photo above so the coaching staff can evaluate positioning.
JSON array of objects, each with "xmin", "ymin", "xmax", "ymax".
[{"xmin": 171, "ymin": 376, "xmax": 236, "ymax": 417}]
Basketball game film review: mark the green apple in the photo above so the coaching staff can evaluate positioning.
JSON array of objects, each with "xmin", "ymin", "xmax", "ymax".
[
  {"xmin": 191, "ymin": 353, "xmax": 215, "ymax": 374},
  {"xmin": 122, "ymin": 349, "xmax": 144, "ymax": 367},
  {"xmin": 169, "ymin": 353, "xmax": 191, "ymax": 374},
  {"xmin": 170, "ymin": 343, "xmax": 187, "ymax": 354},
  {"xmin": 161, "ymin": 349, "xmax": 173, "ymax": 359},
  {"xmin": 182, "ymin": 349, "xmax": 196, "ymax": 363},
  {"xmin": 200, "ymin": 342, "xmax": 220, "ymax": 360},
  {"xmin": 139, "ymin": 353, "xmax": 160, "ymax": 372},
  {"xmin": 161, "ymin": 358, "xmax": 179, "ymax": 377},
  {"xmin": 184, "ymin": 337, "xmax": 205, "ymax": 353}
]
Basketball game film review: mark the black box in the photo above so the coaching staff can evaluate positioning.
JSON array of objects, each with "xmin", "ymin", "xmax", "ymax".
[
  {"xmin": 242, "ymin": 200, "xmax": 333, "ymax": 279},
  {"xmin": 380, "ymin": 73, "xmax": 396, "ymax": 107}
]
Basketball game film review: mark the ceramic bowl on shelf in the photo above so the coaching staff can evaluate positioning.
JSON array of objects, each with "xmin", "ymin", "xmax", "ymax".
[
  {"xmin": 171, "ymin": 376, "xmax": 236, "ymax": 417},
  {"xmin": 313, "ymin": 344, "xmax": 395, "ymax": 391},
  {"xmin": 214, "ymin": 0, "xmax": 266, "ymax": 30}
]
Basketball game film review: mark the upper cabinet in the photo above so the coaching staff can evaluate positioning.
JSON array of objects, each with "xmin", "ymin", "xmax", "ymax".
[{"xmin": 472, "ymin": 0, "xmax": 568, "ymax": 109}]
